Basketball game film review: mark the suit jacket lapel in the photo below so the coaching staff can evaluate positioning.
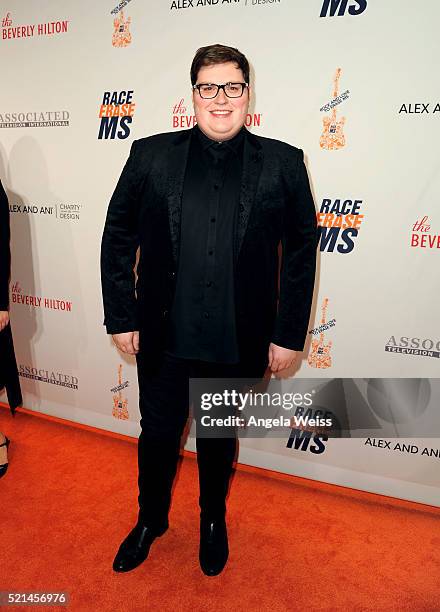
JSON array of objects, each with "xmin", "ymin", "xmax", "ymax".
[
  {"xmin": 166, "ymin": 128, "xmax": 193, "ymax": 264},
  {"xmin": 234, "ymin": 127, "xmax": 263, "ymax": 265}
]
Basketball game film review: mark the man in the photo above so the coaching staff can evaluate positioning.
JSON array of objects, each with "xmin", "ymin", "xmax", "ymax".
[{"xmin": 100, "ymin": 44, "xmax": 317, "ymax": 576}]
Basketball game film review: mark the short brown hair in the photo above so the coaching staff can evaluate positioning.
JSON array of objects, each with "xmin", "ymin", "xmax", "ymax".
[{"xmin": 190, "ymin": 44, "xmax": 250, "ymax": 86}]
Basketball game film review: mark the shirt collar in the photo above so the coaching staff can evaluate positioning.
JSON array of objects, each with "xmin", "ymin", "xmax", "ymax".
[{"xmin": 195, "ymin": 123, "xmax": 245, "ymax": 154}]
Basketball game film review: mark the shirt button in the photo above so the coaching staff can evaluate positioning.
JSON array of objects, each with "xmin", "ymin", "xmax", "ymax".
[
  {"xmin": 208, "ymin": 250, "xmax": 214, "ymax": 255},
  {"xmin": 210, "ymin": 217, "xmax": 216, "ymax": 223},
  {"xmin": 203, "ymin": 311, "xmax": 210, "ymax": 319},
  {"xmin": 214, "ymin": 184, "xmax": 219, "ymax": 191},
  {"xmin": 206, "ymin": 281, "xmax": 212, "ymax": 287}
]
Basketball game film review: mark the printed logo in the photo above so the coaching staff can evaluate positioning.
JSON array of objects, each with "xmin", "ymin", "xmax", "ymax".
[
  {"xmin": 286, "ymin": 429, "xmax": 328, "ymax": 454},
  {"xmin": 385, "ymin": 336, "xmax": 440, "ymax": 359},
  {"xmin": 170, "ymin": 0, "xmax": 240, "ymax": 10},
  {"xmin": 98, "ymin": 90, "xmax": 135, "ymax": 139},
  {"xmin": 172, "ymin": 99, "xmax": 197, "ymax": 129},
  {"xmin": 170, "ymin": 0, "xmax": 282, "ymax": 10},
  {"xmin": 308, "ymin": 298, "xmax": 334, "ymax": 369},
  {"xmin": 111, "ymin": 364, "xmax": 129, "ymax": 420},
  {"xmin": 319, "ymin": 0, "xmax": 367, "ymax": 17},
  {"xmin": 8, "ymin": 202, "xmax": 82, "ymax": 221},
  {"xmin": 1, "ymin": 12, "xmax": 69, "ymax": 40},
  {"xmin": 19, "ymin": 364, "xmax": 78, "ymax": 389},
  {"xmin": 246, "ymin": 0, "xmax": 282, "ymax": 6},
  {"xmin": 365, "ymin": 438, "xmax": 440, "ymax": 460},
  {"xmin": 320, "ymin": 68, "xmax": 347, "ymax": 150},
  {"xmin": 410, "ymin": 216, "xmax": 440, "ymax": 249},
  {"xmin": 171, "ymin": 97, "xmax": 262, "ymax": 129},
  {"xmin": 112, "ymin": 10, "xmax": 131, "ymax": 47},
  {"xmin": 287, "ymin": 394, "xmax": 339, "ymax": 454},
  {"xmin": 0, "ymin": 111, "xmax": 69, "ymax": 129},
  {"xmin": 398, "ymin": 103, "xmax": 440, "ymax": 115},
  {"xmin": 11, "ymin": 282, "xmax": 72, "ymax": 312},
  {"xmin": 317, "ymin": 198, "xmax": 364, "ymax": 253}
]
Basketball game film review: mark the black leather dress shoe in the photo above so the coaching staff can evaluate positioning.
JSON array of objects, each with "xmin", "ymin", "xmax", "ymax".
[
  {"xmin": 199, "ymin": 518, "xmax": 229, "ymax": 576},
  {"xmin": 112, "ymin": 520, "xmax": 168, "ymax": 573}
]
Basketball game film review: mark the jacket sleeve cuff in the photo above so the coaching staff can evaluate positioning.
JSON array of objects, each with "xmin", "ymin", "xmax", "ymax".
[
  {"xmin": 104, "ymin": 318, "xmax": 139, "ymax": 335},
  {"xmin": 271, "ymin": 316, "xmax": 307, "ymax": 352}
]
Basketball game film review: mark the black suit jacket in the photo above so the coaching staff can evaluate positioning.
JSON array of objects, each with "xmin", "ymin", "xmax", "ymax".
[
  {"xmin": 0, "ymin": 179, "xmax": 22, "ymax": 412},
  {"xmin": 100, "ymin": 126, "xmax": 318, "ymax": 370}
]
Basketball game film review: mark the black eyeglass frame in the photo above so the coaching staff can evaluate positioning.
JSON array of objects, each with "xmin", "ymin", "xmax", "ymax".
[{"xmin": 192, "ymin": 82, "xmax": 249, "ymax": 99}]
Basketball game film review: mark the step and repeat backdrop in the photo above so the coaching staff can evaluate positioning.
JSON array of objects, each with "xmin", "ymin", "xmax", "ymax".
[{"xmin": 1, "ymin": 0, "xmax": 439, "ymax": 506}]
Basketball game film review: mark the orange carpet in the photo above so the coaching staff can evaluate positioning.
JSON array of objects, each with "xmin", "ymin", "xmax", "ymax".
[{"xmin": 0, "ymin": 405, "xmax": 439, "ymax": 612}]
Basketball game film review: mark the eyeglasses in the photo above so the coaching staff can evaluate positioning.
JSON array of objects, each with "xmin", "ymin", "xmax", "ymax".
[{"xmin": 192, "ymin": 82, "xmax": 249, "ymax": 99}]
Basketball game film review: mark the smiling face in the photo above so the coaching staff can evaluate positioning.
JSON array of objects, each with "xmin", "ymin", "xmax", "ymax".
[{"xmin": 192, "ymin": 61, "xmax": 250, "ymax": 142}]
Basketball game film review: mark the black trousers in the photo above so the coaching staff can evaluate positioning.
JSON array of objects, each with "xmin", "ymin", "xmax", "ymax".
[{"xmin": 135, "ymin": 349, "xmax": 266, "ymax": 529}]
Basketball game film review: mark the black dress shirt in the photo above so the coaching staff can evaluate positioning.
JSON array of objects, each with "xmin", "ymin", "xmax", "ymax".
[{"xmin": 166, "ymin": 124, "xmax": 245, "ymax": 363}]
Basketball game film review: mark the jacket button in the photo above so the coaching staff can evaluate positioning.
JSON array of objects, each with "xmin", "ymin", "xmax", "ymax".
[{"xmin": 163, "ymin": 309, "xmax": 169, "ymax": 318}]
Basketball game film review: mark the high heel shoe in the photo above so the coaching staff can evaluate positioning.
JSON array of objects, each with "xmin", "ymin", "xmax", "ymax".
[{"xmin": 0, "ymin": 436, "xmax": 10, "ymax": 478}]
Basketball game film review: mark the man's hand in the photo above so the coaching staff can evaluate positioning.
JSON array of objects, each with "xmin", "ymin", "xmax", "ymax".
[
  {"xmin": 0, "ymin": 311, "xmax": 9, "ymax": 332},
  {"xmin": 112, "ymin": 331, "xmax": 140, "ymax": 355},
  {"xmin": 268, "ymin": 342, "xmax": 297, "ymax": 373}
]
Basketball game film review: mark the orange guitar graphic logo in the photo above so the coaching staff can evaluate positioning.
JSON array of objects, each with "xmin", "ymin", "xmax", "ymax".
[
  {"xmin": 112, "ymin": 364, "xmax": 129, "ymax": 420},
  {"xmin": 308, "ymin": 298, "xmax": 333, "ymax": 369},
  {"xmin": 320, "ymin": 68, "xmax": 346, "ymax": 150},
  {"xmin": 112, "ymin": 10, "xmax": 131, "ymax": 48}
]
